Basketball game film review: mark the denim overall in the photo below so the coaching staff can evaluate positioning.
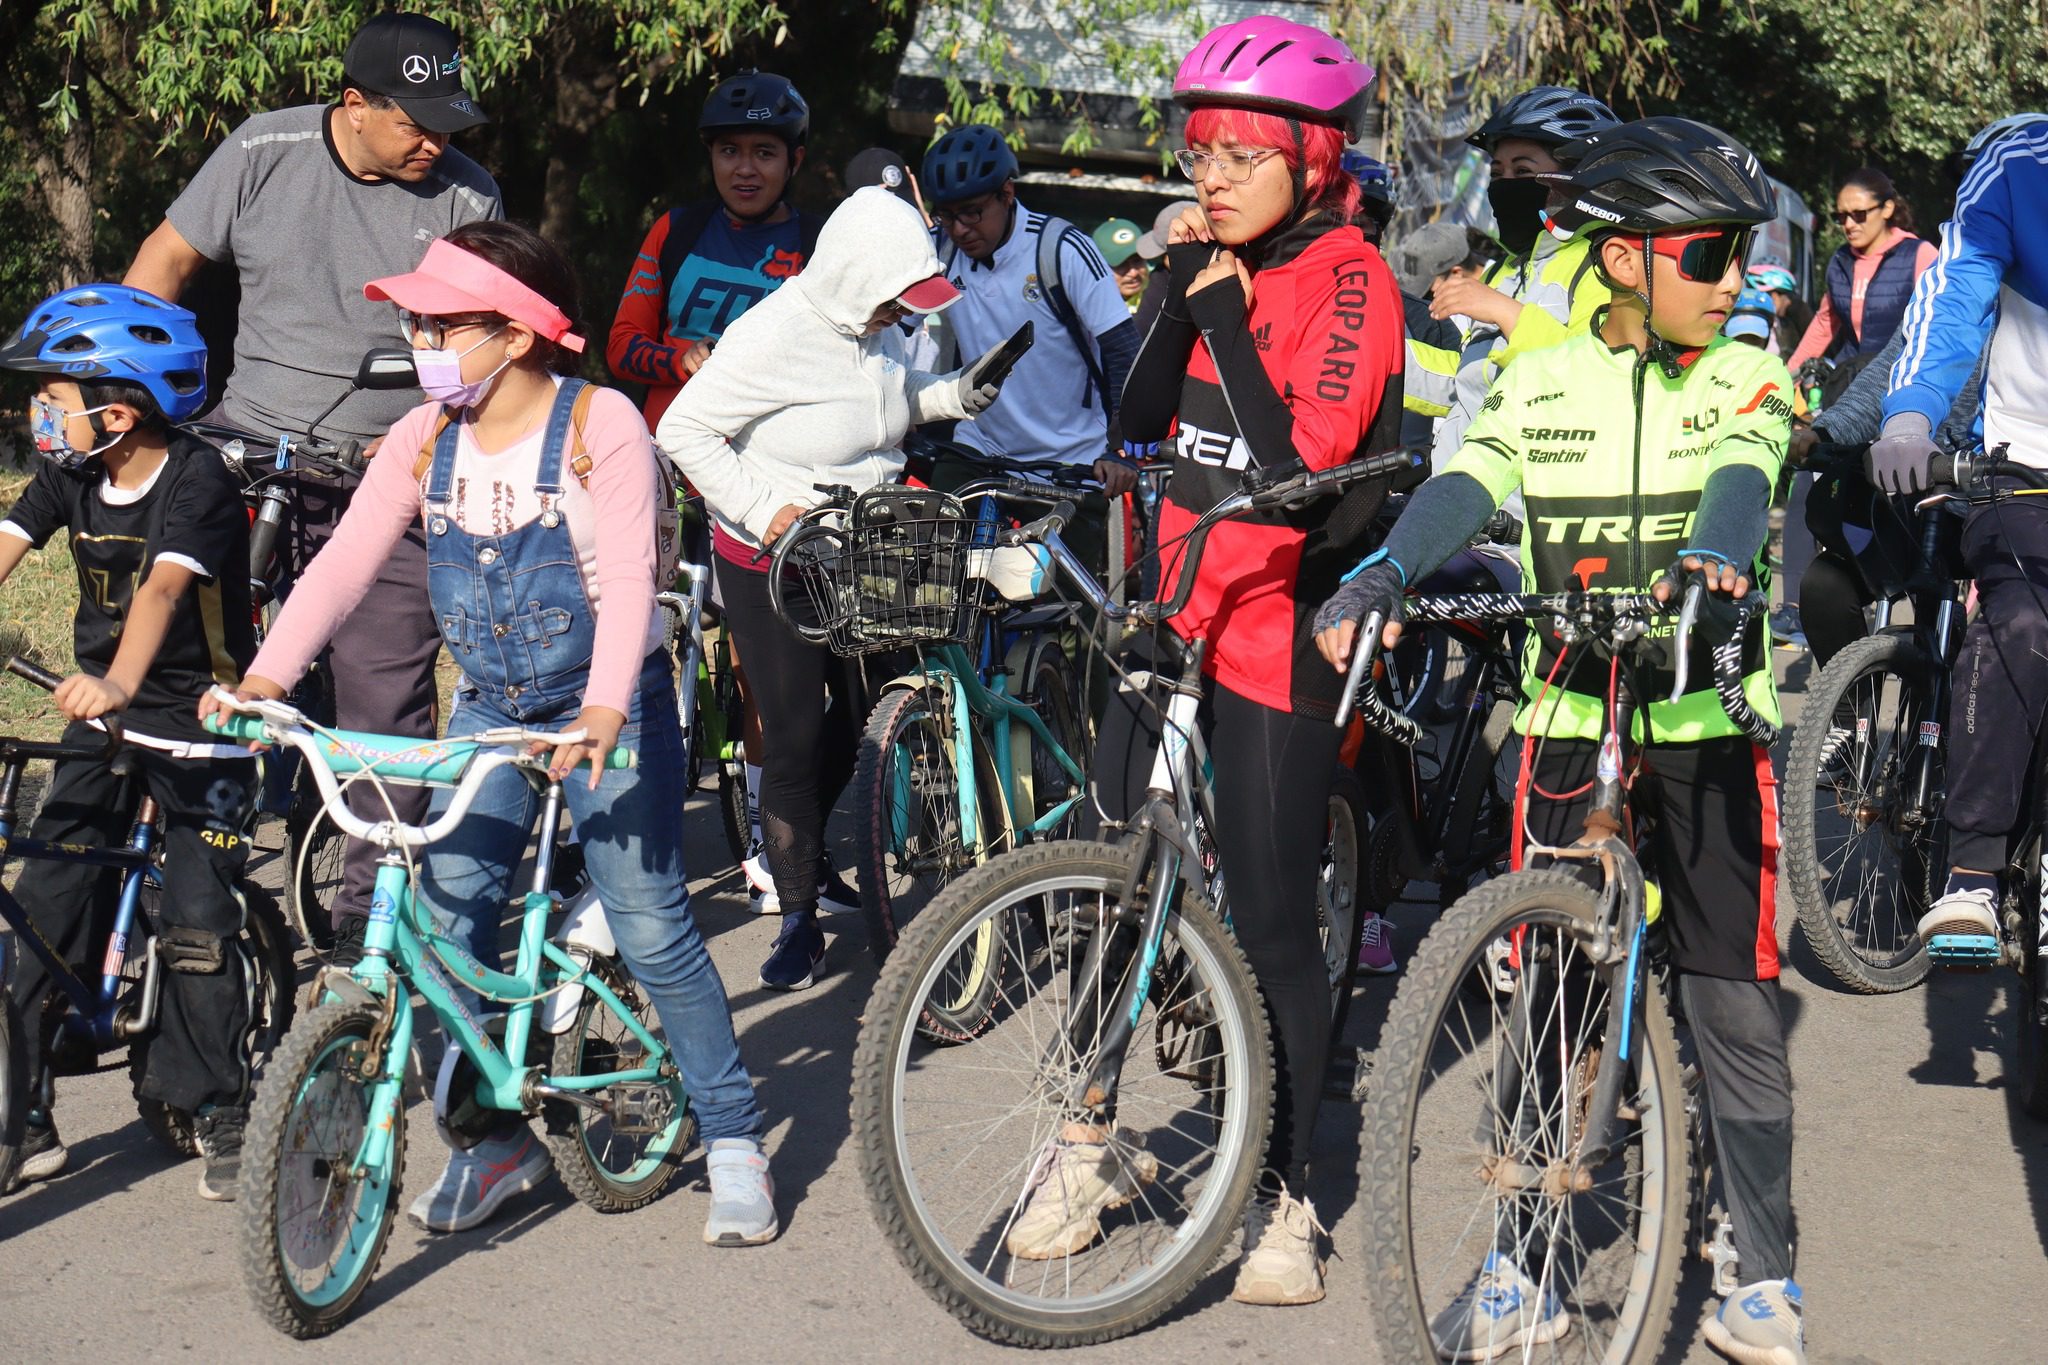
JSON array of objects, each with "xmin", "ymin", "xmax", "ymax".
[{"xmin": 414, "ymin": 378, "xmax": 760, "ymax": 1143}]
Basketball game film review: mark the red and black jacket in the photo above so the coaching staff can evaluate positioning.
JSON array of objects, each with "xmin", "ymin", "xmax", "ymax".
[{"xmin": 1123, "ymin": 216, "xmax": 1405, "ymax": 718}]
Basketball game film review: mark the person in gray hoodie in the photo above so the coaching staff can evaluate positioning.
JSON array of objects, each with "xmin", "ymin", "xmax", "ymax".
[{"xmin": 660, "ymin": 185, "xmax": 1013, "ymax": 989}]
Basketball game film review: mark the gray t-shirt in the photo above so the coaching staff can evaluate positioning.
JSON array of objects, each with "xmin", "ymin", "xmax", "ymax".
[{"xmin": 170, "ymin": 104, "xmax": 502, "ymax": 442}]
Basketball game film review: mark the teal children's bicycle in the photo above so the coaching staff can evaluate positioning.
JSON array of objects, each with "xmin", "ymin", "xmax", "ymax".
[
  {"xmin": 207, "ymin": 695, "xmax": 691, "ymax": 1338},
  {"xmin": 771, "ymin": 480, "xmax": 1091, "ymax": 1038}
]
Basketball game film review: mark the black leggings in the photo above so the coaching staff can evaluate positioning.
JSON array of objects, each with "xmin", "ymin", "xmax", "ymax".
[
  {"xmin": 1086, "ymin": 633, "xmax": 1342, "ymax": 1189},
  {"xmin": 715, "ymin": 559, "xmax": 865, "ymax": 913}
]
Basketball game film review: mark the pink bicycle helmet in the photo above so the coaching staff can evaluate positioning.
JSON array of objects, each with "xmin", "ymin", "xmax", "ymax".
[{"xmin": 1173, "ymin": 16, "xmax": 1376, "ymax": 142}]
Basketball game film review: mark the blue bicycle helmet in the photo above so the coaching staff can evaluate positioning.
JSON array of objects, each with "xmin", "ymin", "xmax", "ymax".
[
  {"xmin": 0, "ymin": 284, "xmax": 207, "ymax": 422},
  {"xmin": 921, "ymin": 125, "xmax": 1018, "ymax": 205},
  {"xmin": 1343, "ymin": 150, "xmax": 1397, "ymax": 203}
]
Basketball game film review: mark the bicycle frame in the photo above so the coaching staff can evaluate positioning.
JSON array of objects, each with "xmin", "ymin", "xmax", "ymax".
[
  {"xmin": 885, "ymin": 637, "xmax": 1088, "ymax": 857},
  {"xmin": 0, "ymin": 755, "xmax": 161, "ymax": 1051},
  {"xmin": 208, "ymin": 709, "xmax": 671, "ymax": 1180}
]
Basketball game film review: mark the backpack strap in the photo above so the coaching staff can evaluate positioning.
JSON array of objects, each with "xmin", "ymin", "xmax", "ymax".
[
  {"xmin": 565, "ymin": 381, "xmax": 598, "ymax": 487},
  {"xmin": 412, "ymin": 409, "xmax": 455, "ymax": 483},
  {"xmin": 1034, "ymin": 215, "xmax": 1109, "ymax": 408}
]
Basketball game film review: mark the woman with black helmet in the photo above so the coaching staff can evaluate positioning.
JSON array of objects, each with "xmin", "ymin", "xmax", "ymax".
[
  {"xmin": 1319, "ymin": 117, "xmax": 1807, "ymax": 1365},
  {"xmin": 1428, "ymin": 86, "xmax": 1621, "ymax": 470}
]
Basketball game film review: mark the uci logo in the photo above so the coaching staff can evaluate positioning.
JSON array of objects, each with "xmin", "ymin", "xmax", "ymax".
[
  {"xmin": 401, "ymin": 53, "xmax": 433, "ymax": 85},
  {"xmin": 1681, "ymin": 408, "xmax": 1722, "ymax": 435}
]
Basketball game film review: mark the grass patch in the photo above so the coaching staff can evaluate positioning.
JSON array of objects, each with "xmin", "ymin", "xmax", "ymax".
[{"xmin": 0, "ymin": 469, "xmax": 83, "ymax": 743}]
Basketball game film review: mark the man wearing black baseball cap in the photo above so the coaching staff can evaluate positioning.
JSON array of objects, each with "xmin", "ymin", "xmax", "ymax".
[
  {"xmin": 124, "ymin": 9, "xmax": 502, "ymax": 963},
  {"xmin": 341, "ymin": 11, "xmax": 490, "ymax": 136}
]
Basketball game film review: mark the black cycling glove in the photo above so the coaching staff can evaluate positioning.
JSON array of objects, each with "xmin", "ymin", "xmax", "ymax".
[{"xmin": 1313, "ymin": 559, "xmax": 1406, "ymax": 638}]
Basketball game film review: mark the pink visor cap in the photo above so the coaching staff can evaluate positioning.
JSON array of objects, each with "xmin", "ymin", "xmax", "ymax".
[
  {"xmin": 896, "ymin": 273, "xmax": 960, "ymax": 314},
  {"xmin": 364, "ymin": 238, "xmax": 585, "ymax": 353}
]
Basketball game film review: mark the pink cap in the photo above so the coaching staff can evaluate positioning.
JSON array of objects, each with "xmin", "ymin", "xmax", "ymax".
[
  {"xmin": 896, "ymin": 273, "xmax": 961, "ymax": 314},
  {"xmin": 365, "ymin": 238, "xmax": 585, "ymax": 354}
]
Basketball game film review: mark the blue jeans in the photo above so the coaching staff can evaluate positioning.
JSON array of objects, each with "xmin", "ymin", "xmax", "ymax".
[{"xmin": 417, "ymin": 666, "xmax": 762, "ymax": 1144}]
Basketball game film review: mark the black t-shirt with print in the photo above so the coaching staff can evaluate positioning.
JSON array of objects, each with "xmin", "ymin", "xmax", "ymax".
[{"xmin": 2, "ymin": 434, "xmax": 254, "ymax": 742}]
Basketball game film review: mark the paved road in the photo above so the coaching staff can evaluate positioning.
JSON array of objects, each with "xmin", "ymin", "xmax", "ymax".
[{"xmin": 2, "ymin": 653, "xmax": 2045, "ymax": 1363}]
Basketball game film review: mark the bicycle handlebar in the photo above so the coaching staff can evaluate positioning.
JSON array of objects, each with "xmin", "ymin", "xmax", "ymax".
[
  {"xmin": 204, "ymin": 692, "xmax": 633, "ymax": 851},
  {"xmin": 1335, "ymin": 588, "xmax": 1778, "ymax": 748},
  {"xmin": 0, "ymin": 655, "xmax": 126, "ymax": 760},
  {"xmin": 185, "ymin": 421, "xmax": 370, "ymax": 482}
]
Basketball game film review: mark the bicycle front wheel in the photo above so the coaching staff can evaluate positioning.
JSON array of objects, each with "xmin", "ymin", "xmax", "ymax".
[
  {"xmin": 1361, "ymin": 870, "xmax": 1689, "ymax": 1364},
  {"xmin": 854, "ymin": 841, "xmax": 1272, "ymax": 1347},
  {"xmin": 1781, "ymin": 632, "xmax": 1940, "ymax": 992},
  {"xmin": 240, "ymin": 1000, "xmax": 407, "ymax": 1338}
]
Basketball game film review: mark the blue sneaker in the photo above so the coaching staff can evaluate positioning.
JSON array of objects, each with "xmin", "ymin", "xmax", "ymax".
[
  {"xmin": 759, "ymin": 913, "xmax": 826, "ymax": 990},
  {"xmin": 1703, "ymin": 1278, "xmax": 1805, "ymax": 1365},
  {"xmin": 1428, "ymin": 1250, "xmax": 1568, "ymax": 1359}
]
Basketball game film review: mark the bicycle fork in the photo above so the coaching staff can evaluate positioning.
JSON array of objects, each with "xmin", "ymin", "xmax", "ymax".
[{"xmin": 1067, "ymin": 642, "xmax": 1207, "ymax": 1115}]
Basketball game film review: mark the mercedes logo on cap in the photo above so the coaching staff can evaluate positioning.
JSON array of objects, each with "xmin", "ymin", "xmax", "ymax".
[{"xmin": 401, "ymin": 53, "xmax": 433, "ymax": 85}]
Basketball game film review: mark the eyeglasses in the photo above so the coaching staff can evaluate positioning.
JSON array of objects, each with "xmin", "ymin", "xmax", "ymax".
[
  {"xmin": 1627, "ymin": 227, "xmax": 1755, "ymax": 283},
  {"xmin": 399, "ymin": 309, "xmax": 495, "ymax": 349},
  {"xmin": 933, "ymin": 195, "xmax": 1002, "ymax": 229},
  {"xmin": 1832, "ymin": 205, "xmax": 1882, "ymax": 225},
  {"xmin": 1173, "ymin": 147, "xmax": 1282, "ymax": 185}
]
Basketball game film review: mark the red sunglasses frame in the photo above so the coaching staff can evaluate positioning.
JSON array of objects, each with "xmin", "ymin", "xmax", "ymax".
[{"xmin": 1605, "ymin": 227, "xmax": 1755, "ymax": 284}]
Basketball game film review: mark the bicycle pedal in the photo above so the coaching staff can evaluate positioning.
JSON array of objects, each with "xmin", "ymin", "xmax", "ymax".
[{"xmin": 1926, "ymin": 933, "xmax": 2001, "ymax": 968}]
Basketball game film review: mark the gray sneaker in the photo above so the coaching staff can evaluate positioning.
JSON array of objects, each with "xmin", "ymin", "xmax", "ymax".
[
  {"xmin": 194, "ymin": 1105, "xmax": 246, "ymax": 1202},
  {"xmin": 1004, "ymin": 1130, "xmax": 1159, "ymax": 1260},
  {"xmin": 703, "ymin": 1138, "xmax": 778, "ymax": 1245},
  {"xmin": 1703, "ymin": 1278, "xmax": 1805, "ymax": 1365},
  {"xmin": 407, "ymin": 1127, "xmax": 551, "ymax": 1233},
  {"xmin": 1429, "ymin": 1251, "xmax": 1569, "ymax": 1360},
  {"xmin": 5, "ymin": 1111, "xmax": 68, "ymax": 1192}
]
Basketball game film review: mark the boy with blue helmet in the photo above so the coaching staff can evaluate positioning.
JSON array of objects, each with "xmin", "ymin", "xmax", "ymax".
[{"xmin": 0, "ymin": 284, "xmax": 260, "ymax": 1201}]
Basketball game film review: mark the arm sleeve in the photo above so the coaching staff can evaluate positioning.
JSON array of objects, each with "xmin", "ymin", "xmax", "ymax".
[
  {"xmin": 1686, "ymin": 465, "xmax": 1774, "ymax": 567},
  {"xmin": 608, "ymin": 215, "xmax": 683, "ymax": 388},
  {"xmin": 1182, "ymin": 252, "xmax": 1402, "ymax": 472},
  {"xmin": 578, "ymin": 391, "xmax": 663, "ymax": 716},
  {"xmin": 1375, "ymin": 472, "xmax": 1499, "ymax": 585},
  {"xmin": 1886, "ymin": 164, "xmax": 2015, "ymax": 429},
  {"xmin": 164, "ymin": 122, "xmax": 251, "ymax": 264},
  {"xmin": 0, "ymin": 466, "xmax": 70, "ymax": 548},
  {"xmin": 1118, "ymin": 246, "xmax": 1206, "ymax": 442},
  {"xmin": 653, "ymin": 344, "xmax": 788, "ymax": 541},
  {"xmin": 1785, "ymin": 297, "xmax": 1840, "ymax": 373},
  {"xmin": 248, "ymin": 408, "xmax": 432, "ymax": 689},
  {"xmin": 1094, "ymin": 319, "xmax": 1139, "ymax": 426},
  {"xmin": 1810, "ymin": 328, "xmax": 1903, "ymax": 446}
]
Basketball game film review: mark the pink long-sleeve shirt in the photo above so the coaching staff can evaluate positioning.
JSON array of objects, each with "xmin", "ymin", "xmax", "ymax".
[
  {"xmin": 1786, "ymin": 227, "xmax": 1937, "ymax": 372},
  {"xmin": 252, "ymin": 381, "xmax": 664, "ymax": 716}
]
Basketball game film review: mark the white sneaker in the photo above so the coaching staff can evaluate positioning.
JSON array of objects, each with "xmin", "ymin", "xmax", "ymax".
[
  {"xmin": 1005, "ymin": 1131, "xmax": 1159, "ymax": 1260},
  {"xmin": 1918, "ymin": 886, "xmax": 1999, "ymax": 966},
  {"xmin": 1429, "ymin": 1250, "xmax": 1569, "ymax": 1360},
  {"xmin": 1230, "ymin": 1187, "xmax": 1328, "ymax": 1305},
  {"xmin": 1703, "ymin": 1278, "xmax": 1805, "ymax": 1365},
  {"xmin": 407, "ymin": 1128, "xmax": 551, "ymax": 1233},
  {"xmin": 703, "ymin": 1138, "xmax": 778, "ymax": 1246},
  {"xmin": 745, "ymin": 848, "xmax": 860, "ymax": 916}
]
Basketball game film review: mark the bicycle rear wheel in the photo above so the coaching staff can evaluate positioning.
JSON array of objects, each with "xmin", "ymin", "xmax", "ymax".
[
  {"xmin": 1781, "ymin": 633, "xmax": 1939, "ymax": 992},
  {"xmin": 854, "ymin": 841, "xmax": 1272, "ymax": 1347},
  {"xmin": 1360, "ymin": 870, "xmax": 1689, "ymax": 1364},
  {"xmin": 544, "ymin": 956, "xmax": 696, "ymax": 1211},
  {"xmin": 240, "ymin": 1000, "xmax": 406, "ymax": 1338}
]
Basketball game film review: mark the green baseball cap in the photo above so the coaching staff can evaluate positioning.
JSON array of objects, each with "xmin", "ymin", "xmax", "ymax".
[{"xmin": 1092, "ymin": 218, "xmax": 1143, "ymax": 267}]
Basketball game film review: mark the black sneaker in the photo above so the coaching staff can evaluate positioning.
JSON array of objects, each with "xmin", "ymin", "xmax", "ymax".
[
  {"xmin": 758, "ymin": 913, "xmax": 826, "ymax": 991},
  {"xmin": 332, "ymin": 914, "xmax": 369, "ymax": 969},
  {"xmin": 193, "ymin": 1105, "xmax": 246, "ymax": 1202},
  {"xmin": 5, "ymin": 1111, "xmax": 68, "ymax": 1192}
]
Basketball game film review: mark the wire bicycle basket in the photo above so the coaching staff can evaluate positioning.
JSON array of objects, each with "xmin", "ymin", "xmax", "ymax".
[{"xmin": 787, "ymin": 486, "xmax": 980, "ymax": 655}]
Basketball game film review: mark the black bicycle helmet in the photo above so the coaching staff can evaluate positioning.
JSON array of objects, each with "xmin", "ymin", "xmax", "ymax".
[
  {"xmin": 1468, "ymin": 85, "xmax": 1619, "ymax": 152},
  {"xmin": 921, "ymin": 125, "xmax": 1019, "ymax": 205},
  {"xmin": 699, "ymin": 69, "xmax": 809, "ymax": 147},
  {"xmin": 1542, "ymin": 117, "xmax": 1778, "ymax": 237}
]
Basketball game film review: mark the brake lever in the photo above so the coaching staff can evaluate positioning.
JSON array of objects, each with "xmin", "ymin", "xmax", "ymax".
[
  {"xmin": 1669, "ymin": 580, "xmax": 1703, "ymax": 703},
  {"xmin": 1333, "ymin": 610, "xmax": 1385, "ymax": 729}
]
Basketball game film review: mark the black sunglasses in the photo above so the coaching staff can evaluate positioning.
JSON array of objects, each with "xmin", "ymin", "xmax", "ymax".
[{"xmin": 1832, "ymin": 205, "xmax": 1883, "ymax": 225}]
